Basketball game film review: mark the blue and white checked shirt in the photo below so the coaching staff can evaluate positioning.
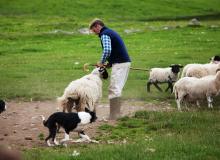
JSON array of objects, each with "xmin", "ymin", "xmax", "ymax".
[{"xmin": 100, "ymin": 35, "xmax": 112, "ymax": 64}]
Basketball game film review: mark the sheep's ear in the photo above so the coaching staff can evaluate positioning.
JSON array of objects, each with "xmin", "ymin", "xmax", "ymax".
[{"xmin": 179, "ymin": 64, "xmax": 183, "ymax": 68}]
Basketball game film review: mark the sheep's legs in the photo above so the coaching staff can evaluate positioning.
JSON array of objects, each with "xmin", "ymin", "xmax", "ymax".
[
  {"xmin": 176, "ymin": 99, "xmax": 181, "ymax": 111},
  {"xmin": 147, "ymin": 81, "xmax": 163, "ymax": 92},
  {"xmin": 196, "ymin": 101, "xmax": 201, "ymax": 108},
  {"xmin": 147, "ymin": 82, "xmax": 151, "ymax": 92},
  {"xmin": 153, "ymin": 83, "xmax": 163, "ymax": 92},
  {"xmin": 207, "ymin": 96, "xmax": 213, "ymax": 108},
  {"xmin": 165, "ymin": 81, "xmax": 173, "ymax": 93}
]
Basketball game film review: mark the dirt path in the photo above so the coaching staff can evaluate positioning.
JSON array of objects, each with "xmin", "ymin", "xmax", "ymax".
[{"xmin": 0, "ymin": 100, "xmax": 173, "ymax": 150}]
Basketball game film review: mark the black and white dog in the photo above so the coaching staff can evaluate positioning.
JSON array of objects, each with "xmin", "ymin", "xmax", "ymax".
[
  {"xmin": 0, "ymin": 100, "xmax": 6, "ymax": 114},
  {"xmin": 41, "ymin": 107, "xmax": 97, "ymax": 146}
]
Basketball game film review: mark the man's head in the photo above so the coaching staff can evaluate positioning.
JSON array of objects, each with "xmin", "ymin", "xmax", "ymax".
[{"xmin": 89, "ymin": 18, "xmax": 105, "ymax": 35}]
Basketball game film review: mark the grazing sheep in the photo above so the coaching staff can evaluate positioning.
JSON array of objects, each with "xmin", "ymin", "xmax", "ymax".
[
  {"xmin": 184, "ymin": 63, "xmax": 220, "ymax": 78},
  {"xmin": 181, "ymin": 55, "xmax": 220, "ymax": 78},
  {"xmin": 173, "ymin": 70, "xmax": 220, "ymax": 111},
  {"xmin": 210, "ymin": 55, "xmax": 220, "ymax": 64},
  {"xmin": 57, "ymin": 67, "xmax": 108, "ymax": 113},
  {"xmin": 147, "ymin": 64, "xmax": 183, "ymax": 93}
]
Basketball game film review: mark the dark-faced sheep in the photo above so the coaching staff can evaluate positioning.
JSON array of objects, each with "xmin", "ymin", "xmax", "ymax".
[{"xmin": 147, "ymin": 64, "xmax": 183, "ymax": 93}]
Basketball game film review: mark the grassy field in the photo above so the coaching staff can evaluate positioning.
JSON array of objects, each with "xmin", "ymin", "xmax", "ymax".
[
  {"xmin": 1, "ymin": 0, "xmax": 220, "ymax": 159},
  {"xmin": 24, "ymin": 111, "xmax": 220, "ymax": 160}
]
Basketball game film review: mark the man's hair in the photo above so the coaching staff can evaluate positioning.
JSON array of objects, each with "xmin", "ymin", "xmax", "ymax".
[{"xmin": 89, "ymin": 18, "xmax": 105, "ymax": 29}]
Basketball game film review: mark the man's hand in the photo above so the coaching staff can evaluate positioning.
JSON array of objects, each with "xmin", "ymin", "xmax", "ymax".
[
  {"xmin": 96, "ymin": 62, "xmax": 111, "ymax": 68},
  {"xmin": 96, "ymin": 62, "xmax": 105, "ymax": 67}
]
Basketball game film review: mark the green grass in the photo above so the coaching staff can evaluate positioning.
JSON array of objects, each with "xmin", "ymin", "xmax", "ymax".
[
  {"xmin": 0, "ymin": 0, "xmax": 220, "ymax": 21},
  {"xmin": 1, "ymin": 20, "xmax": 220, "ymax": 101},
  {"xmin": 1, "ymin": 1, "xmax": 220, "ymax": 159},
  {"xmin": 24, "ymin": 111, "xmax": 220, "ymax": 160}
]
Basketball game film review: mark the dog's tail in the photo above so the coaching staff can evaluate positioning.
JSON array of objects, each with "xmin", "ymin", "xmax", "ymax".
[{"xmin": 40, "ymin": 115, "xmax": 47, "ymax": 126}]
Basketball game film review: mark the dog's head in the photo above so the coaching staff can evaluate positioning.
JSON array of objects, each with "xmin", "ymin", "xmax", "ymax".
[
  {"xmin": 85, "ymin": 107, "xmax": 97, "ymax": 123},
  {"xmin": 0, "ymin": 100, "xmax": 6, "ymax": 114}
]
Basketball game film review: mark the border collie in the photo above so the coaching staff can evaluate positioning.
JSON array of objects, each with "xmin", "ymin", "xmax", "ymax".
[
  {"xmin": 0, "ymin": 100, "xmax": 6, "ymax": 114},
  {"xmin": 41, "ymin": 108, "xmax": 97, "ymax": 146}
]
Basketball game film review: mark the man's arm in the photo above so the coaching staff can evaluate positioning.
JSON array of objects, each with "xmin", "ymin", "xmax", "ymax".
[{"xmin": 100, "ymin": 34, "xmax": 111, "ymax": 64}]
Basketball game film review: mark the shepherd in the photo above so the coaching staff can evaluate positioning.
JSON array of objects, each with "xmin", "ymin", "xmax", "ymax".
[{"xmin": 89, "ymin": 18, "xmax": 131, "ymax": 120}]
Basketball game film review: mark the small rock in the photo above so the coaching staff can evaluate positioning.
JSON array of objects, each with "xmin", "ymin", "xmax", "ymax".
[
  {"xmin": 31, "ymin": 128, "xmax": 38, "ymax": 131},
  {"xmin": 25, "ymin": 137, "xmax": 32, "ymax": 140},
  {"xmin": 4, "ymin": 134, "xmax": 8, "ymax": 136},
  {"xmin": 146, "ymin": 148, "xmax": 156, "ymax": 152},
  {"xmin": 107, "ymin": 140, "xmax": 114, "ymax": 144},
  {"xmin": 188, "ymin": 18, "xmax": 201, "ymax": 27},
  {"xmin": 78, "ymin": 28, "xmax": 91, "ymax": 35},
  {"xmin": 71, "ymin": 150, "xmax": 80, "ymax": 157},
  {"xmin": 0, "ymin": 137, "xmax": 4, "ymax": 141}
]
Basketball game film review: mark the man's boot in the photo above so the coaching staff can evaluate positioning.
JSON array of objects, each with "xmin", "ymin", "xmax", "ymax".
[{"xmin": 109, "ymin": 97, "xmax": 121, "ymax": 120}]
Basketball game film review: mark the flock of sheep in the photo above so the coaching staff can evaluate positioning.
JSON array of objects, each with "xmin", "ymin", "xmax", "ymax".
[
  {"xmin": 147, "ymin": 55, "xmax": 220, "ymax": 110},
  {"xmin": 57, "ymin": 55, "xmax": 220, "ymax": 114}
]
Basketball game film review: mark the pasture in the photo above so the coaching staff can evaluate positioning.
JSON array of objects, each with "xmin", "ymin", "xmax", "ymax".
[{"xmin": 0, "ymin": 0, "xmax": 220, "ymax": 159}]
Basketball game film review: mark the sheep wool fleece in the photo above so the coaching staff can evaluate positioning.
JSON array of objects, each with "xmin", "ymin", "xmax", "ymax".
[{"xmin": 109, "ymin": 62, "xmax": 131, "ymax": 99}]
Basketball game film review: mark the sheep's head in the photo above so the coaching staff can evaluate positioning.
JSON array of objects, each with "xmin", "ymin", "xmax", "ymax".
[
  {"xmin": 99, "ymin": 67, "xmax": 108, "ymax": 79},
  {"xmin": 91, "ymin": 67, "xmax": 108, "ymax": 79},
  {"xmin": 210, "ymin": 55, "xmax": 220, "ymax": 64},
  {"xmin": 170, "ymin": 64, "xmax": 183, "ymax": 74}
]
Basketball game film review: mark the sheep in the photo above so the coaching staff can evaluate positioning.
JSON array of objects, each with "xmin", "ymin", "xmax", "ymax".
[
  {"xmin": 147, "ymin": 64, "xmax": 183, "ymax": 93},
  {"xmin": 173, "ymin": 70, "xmax": 220, "ymax": 111},
  {"xmin": 57, "ymin": 67, "xmax": 108, "ymax": 113},
  {"xmin": 181, "ymin": 55, "xmax": 220, "ymax": 78},
  {"xmin": 184, "ymin": 63, "xmax": 220, "ymax": 78},
  {"xmin": 210, "ymin": 55, "xmax": 220, "ymax": 64}
]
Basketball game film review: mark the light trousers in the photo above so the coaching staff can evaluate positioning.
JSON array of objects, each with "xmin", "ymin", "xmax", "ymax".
[{"xmin": 109, "ymin": 62, "xmax": 131, "ymax": 99}]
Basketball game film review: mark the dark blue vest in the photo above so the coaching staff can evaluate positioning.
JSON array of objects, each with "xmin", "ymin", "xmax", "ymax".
[{"xmin": 99, "ymin": 27, "xmax": 131, "ymax": 65}]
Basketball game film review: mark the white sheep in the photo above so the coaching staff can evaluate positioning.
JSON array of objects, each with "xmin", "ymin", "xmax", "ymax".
[
  {"xmin": 173, "ymin": 70, "xmax": 220, "ymax": 111},
  {"xmin": 181, "ymin": 55, "xmax": 220, "ymax": 78},
  {"xmin": 184, "ymin": 63, "xmax": 220, "ymax": 78},
  {"xmin": 57, "ymin": 67, "xmax": 108, "ymax": 113},
  {"xmin": 147, "ymin": 64, "xmax": 183, "ymax": 93}
]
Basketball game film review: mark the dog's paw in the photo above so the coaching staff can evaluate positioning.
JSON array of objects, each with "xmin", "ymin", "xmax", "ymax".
[
  {"xmin": 54, "ymin": 140, "xmax": 60, "ymax": 146},
  {"xmin": 71, "ymin": 138, "xmax": 86, "ymax": 143},
  {"xmin": 91, "ymin": 139, "xmax": 99, "ymax": 143},
  {"xmin": 46, "ymin": 140, "xmax": 54, "ymax": 147}
]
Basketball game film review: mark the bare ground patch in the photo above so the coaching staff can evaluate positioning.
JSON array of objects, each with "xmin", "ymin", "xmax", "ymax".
[{"xmin": 0, "ymin": 100, "xmax": 173, "ymax": 150}]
